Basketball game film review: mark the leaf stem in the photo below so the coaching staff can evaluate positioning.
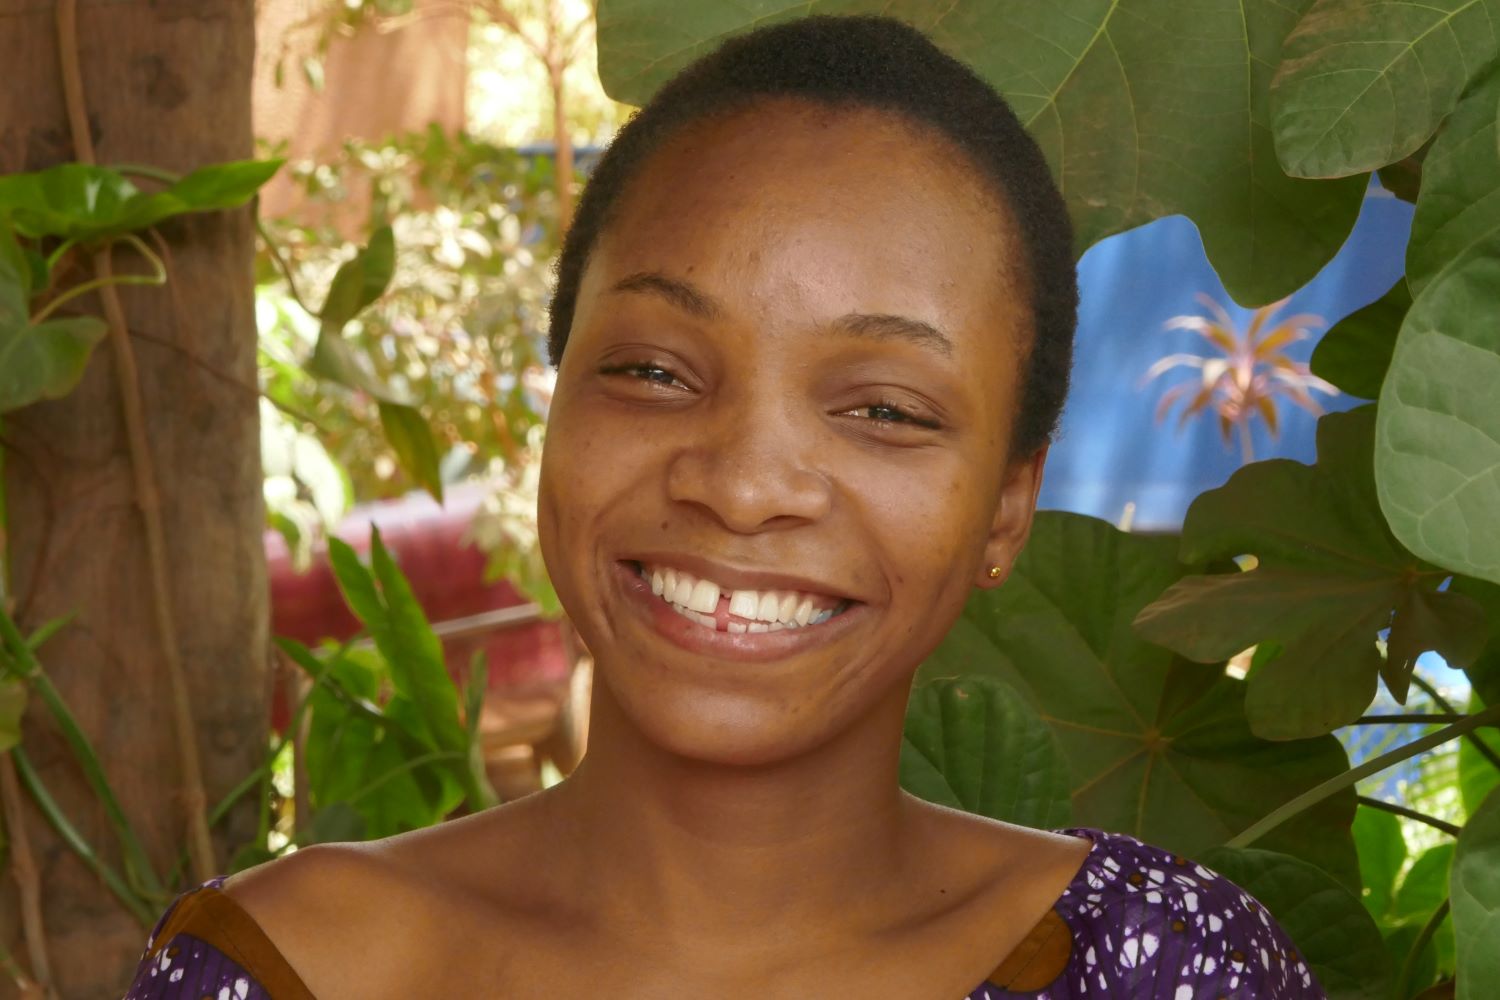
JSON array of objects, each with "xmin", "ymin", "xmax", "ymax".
[
  {"xmin": 1395, "ymin": 897, "xmax": 1449, "ymax": 1000},
  {"xmin": 255, "ymin": 219, "xmax": 315, "ymax": 315},
  {"xmin": 31, "ymin": 235, "xmax": 168, "ymax": 323},
  {"xmin": 1350, "ymin": 714, "xmax": 1496, "ymax": 726},
  {"xmin": 1355, "ymin": 795, "xmax": 1461, "ymax": 837},
  {"xmin": 1228, "ymin": 703, "xmax": 1500, "ymax": 849}
]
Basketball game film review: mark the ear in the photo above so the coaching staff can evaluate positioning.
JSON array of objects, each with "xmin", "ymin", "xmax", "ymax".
[{"xmin": 976, "ymin": 445, "xmax": 1048, "ymax": 588}]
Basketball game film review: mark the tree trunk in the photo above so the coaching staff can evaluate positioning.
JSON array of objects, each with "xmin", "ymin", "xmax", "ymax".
[{"xmin": 0, "ymin": 2, "xmax": 267, "ymax": 996}]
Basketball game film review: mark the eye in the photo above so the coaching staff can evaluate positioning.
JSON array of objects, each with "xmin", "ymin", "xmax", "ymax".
[
  {"xmin": 598, "ymin": 362, "xmax": 689, "ymax": 389},
  {"xmin": 842, "ymin": 401, "xmax": 942, "ymax": 430}
]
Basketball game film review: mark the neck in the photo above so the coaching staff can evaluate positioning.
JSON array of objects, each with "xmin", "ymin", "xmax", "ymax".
[{"xmin": 542, "ymin": 674, "xmax": 922, "ymax": 945}]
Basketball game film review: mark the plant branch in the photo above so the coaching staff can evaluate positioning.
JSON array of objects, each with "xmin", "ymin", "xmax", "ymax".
[
  {"xmin": 1228, "ymin": 703, "xmax": 1500, "ymax": 849},
  {"xmin": 31, "ymin": 235, "xmax": 167, "ymax": 323},
  {"xmin": 56, "ymin": 0, "xmax": 216, "ymax": 882},
  {"xmin": 1351, "ymin": 713, "xmax": 1499, "ymax": 726},
  {"xmin": 1355, "ymin": 795, "xmax": 1462, "ymax": 837},
  {"xmin": 1396, "ymin": 898, "xmax": 1450, "ymax": 1000},
  {"xmin": 255, "ymin": 219, "xmax": 315, "ymax": 315},
  {"xmin": 1411, "ymin": 672, "xmax": 1500, "ymax": 773},
  {"xmin": 0, "ymin": 754, "xmax": 57, "ymax": 999}
]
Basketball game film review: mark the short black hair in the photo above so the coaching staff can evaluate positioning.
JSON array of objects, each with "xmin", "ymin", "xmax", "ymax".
[{"xmin": 548, "ymin": 14, "xmax": 1077, "ymax": 456}]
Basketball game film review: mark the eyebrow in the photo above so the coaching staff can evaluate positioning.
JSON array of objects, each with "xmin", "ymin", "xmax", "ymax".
[{"xmin": 608, "ymin": 270, "xmax": 953, "ymax": 356}]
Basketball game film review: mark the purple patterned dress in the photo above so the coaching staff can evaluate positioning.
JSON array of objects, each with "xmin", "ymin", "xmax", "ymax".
[{"xmin": 123, "ymin": 828, "xmax": 1324, "ymax": 998}]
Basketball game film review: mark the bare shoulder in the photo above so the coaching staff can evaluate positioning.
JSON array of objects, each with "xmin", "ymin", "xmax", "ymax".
[{"xmin": 220, "ymin": 797, "xmax": 558, "ymax": 998}]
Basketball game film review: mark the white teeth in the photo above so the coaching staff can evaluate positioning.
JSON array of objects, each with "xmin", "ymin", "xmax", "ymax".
[
  {"xmin": 671, "ymin": 575, "xmax": 694, "ymax": 608},
  {"xmin": 728, "ymin": 621, "xmax": 747, "ymax": 634},
  {"xmin": 689, "ymin": 609, "xmax": 717, "ymax": 628},
  {"xmin": 728, "ymin": 589, "xmax": 760, "ymax": 618},
  {"xmin": 777, "ymin": 592, "xmax": 798, "ymax": 624},
  {"xmin": 688, "ymin": 579, "xmax": 721, "ymax": 614},
  {"xmin": 747, "ymin": 622, "xmax": 769, "ymax": 634},
  {"xmin": 651, "ymin": 568, "xmax": 665, "ymax": 596},
  {"xmin": 664, "ymin": 568, "xmax": 679, "ymax": 598},
  {"xmin": 794, "ymin": 596, "xmax": 814, "ymax": 626},
  {"xmin": 811, "ymin": 609, "xmax": 832, "ymax": 625},
  {"xmin": 755, "ymin": 591, "xmax": 780, "ymax": 623}
]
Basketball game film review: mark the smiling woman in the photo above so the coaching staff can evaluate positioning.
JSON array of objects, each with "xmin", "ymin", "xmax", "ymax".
[{"xmin": 125, "ymin": 15, "xmax": 1322, "ymax": 1000}]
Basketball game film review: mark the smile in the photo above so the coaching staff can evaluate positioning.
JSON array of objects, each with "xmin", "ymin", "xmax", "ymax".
[{"xmin": 636, "ymin": 562, "xmax": 850, "ymax": 633}]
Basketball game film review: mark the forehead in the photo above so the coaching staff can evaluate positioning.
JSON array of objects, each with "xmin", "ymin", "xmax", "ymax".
[{"xmin": 585, "ymin": 99, "xmax": 1028, "ymax": 348}]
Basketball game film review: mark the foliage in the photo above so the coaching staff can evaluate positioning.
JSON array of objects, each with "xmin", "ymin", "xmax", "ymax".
[
  {"xmin": 1375, "ymin": 62, "xmax": 1500, "ymax": 586},
  {"xmin": 1310, "ymin": 278, "xmax": 1409, "ymax": 400},
  {"xmin": 899, "ymin": 675, "xmax": 1071, "ymax": 829},
  {"xmin": 1143, "ymin": 293, "xmax": 1336, "ymax": 463},
  {"xmin": 1452, "ymin": 789, "xmax": 1500, "ymax": 1000},
  {"xmin": 256, "ymin": 125, "xmax": 561, "ymax": 605},
  {"xmin": 0, "ymin": 160, "xmax": 278, "ymax": 414},
  {"xmin": 1136, "ymin": 409, "xmax": 1489, "ymax": 739},
  {"xmin": 915, "ymin": 512, "xmax": 1361, "ymax": 887}
]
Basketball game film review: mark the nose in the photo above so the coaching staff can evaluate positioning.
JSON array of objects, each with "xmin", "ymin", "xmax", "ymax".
[{"xmin": 664, "ymin": 398, "xmax": 833, "ymax": 534}]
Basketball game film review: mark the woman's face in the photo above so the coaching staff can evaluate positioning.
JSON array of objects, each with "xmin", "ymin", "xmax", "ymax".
[{"xmin": 539, "ymin": 100, "xmax": 1044, "ymax": 766}]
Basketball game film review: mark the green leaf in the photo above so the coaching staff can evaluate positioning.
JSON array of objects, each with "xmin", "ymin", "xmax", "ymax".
[
  {"xmin": 319, "ymin": 225, "xmax": 395, "ymax": 333},
  {"xmin": 0, "ymin": 159, "xmax": 281, "ymax": 241},
  {"xmin": 916, "ymin": 510, "xmax": 1361, "ymax": 889},
  {"xmin": 899, "ymin": 675, "xmax": 1071, "ymax": 829},
  {"xmin": 1453, "ymin": 790, "xmax": 1500, "ymax": 998},
  {"xmin": 0, "ymin": 678, "xmax": 26, "ymax": 754},
  {"xmin": 1354, "ymin": 803, "xmax": 1408, "ymax": 920},
  {"xmin": 1200, "ymin": 846, "xmax": 1393, "ymax": 1000},
  {"xmin": 0, "ymin": 222, "xmax": 107, "ymax": 413},
  {"xmin": 1135, "ymin": 409, "xmax": 1489, "ymax": 738},
  {"xmin": 594, "ymin": 0, "xmax": 1367, "ymax": 305},
  {"xmin": 377, "ymin": 402, "xmax": 444, "ymax": 503},
  {"xmin": 1310, "ymin": 279, "xmax": 1410, "ymax": 399},
  {"xmin": 1458, "ymin": 692, "xmax": 1500, "ymax": 817},
  {"xmin": 1269, "ymin": 0, "xmax": 1499, "ymax": 178},
  {"xmin": 1376, "ymin": 63, "xmax": 1500, "ymax": 585},
  {"xmin": 1453, "ymin": 576, "xmax": 1500, "ymax": 705},
  {"xmin": 366, "ymin": 528, "xmax": 465, "ymax": 751},
  {"xmin": 1396, "ymin": 844, "xmax": 1455, "ymax": 924},
  {"xmin": 305, "ymin": 332, "xmax": 413, "ymax": 405}
]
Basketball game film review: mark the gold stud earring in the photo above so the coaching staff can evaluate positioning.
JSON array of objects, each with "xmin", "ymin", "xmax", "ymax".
[{"xmin": 987, "ymin": 565, "xmax": 1004, "ymax": 580}]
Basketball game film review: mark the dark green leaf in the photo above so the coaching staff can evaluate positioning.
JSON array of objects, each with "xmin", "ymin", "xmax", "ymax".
[
  {"xmin": 1200, "ymin": 846, "xmax": 1393, "ymax": 1000},
  {"xmin": 1452, "ymin": 787, "xmax": 1500, "ymax": 999},
  {"xmin": 1310, "ymin": 279, "xmax": 1410, "ymax": 399},
  {"xmin": 595, "ymin": 0, "xmax": 1367, "ymax": 305},
  {"xmin": 377, "ymin": 402, "xmax": 444, "ymax": 503},
  {"xmin": 1269, "ymin": 0, "xmax": 1498, "ymax": 178},
  {"xmin": 1453, "ymin": 577, "xmax": 1500, "ymax": 706},
  {"xmin": 319, "ymin": 225, "xmax": 395, "ymax": 333},
  {"xmin": 1377, "ymin": 63, "xmax": 1500, "ymax": 585},
  {"xmin": 0, "ymin": 223, "xmax": 106, "ymax": 413},
  {"xmin": 1396, "ymin": 844, "xmax": 1455, "ymax": 924},
  {"xmin": 1354, "ymin": 803, "xmax": 1407, "ymax": 921},
  {"xmin": 1136, "ymin": 409, "xmax": 1488, "ymax": 738},
  {"xmin": 299, "ymin": 802, "xmax": 367, "ymax": 845},
  {"xmin": 917, "ymin": 511, "xmax": 1360, "ymax": 889},
  {"xmin": 900, "ymin": 675, "xmax": 1071, "ymax": 829}
]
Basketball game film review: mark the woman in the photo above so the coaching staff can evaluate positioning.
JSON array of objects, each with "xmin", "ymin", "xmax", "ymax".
[{"xmin": 127, "ymin": 15, "xmax": 1321, "ymax": 999}]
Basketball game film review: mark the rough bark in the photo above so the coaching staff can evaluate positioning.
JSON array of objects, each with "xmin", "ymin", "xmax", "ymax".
[{"xmin": 0, "ymin": 2, "xmax": 268, "ymax": 996}]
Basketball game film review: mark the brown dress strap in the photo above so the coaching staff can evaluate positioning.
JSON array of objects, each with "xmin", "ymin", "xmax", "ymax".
[
  {"xmin": 149, "ymin": 884, "xmax": 318, "ymax": 1000},
  {"xmin": 984, "ymin": 907, "xmax": 1075, "ymax": 992}
]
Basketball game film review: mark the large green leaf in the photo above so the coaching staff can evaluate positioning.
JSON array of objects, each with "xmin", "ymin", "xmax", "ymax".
[
  {"xmin": 1376, "ymin": 64, "xmax": 1500, "ymax": 584},
  {"xmin": 594, "ymin": 0, "xmax": 1367, "ymax": 305},
  {"xmin": 1452, "ymin": 787, "xmax": 1500, "ymax": 999},
  {"xmin": 1459, "ymin": 691, "xmax": 1500, "ymax": 817},
  {"xmin": 1269, "ymin": 0, "xmax": 1499, "ymax": 178},
  {"xmin": 0, "ymin": 159, "xmax": 281, "ymax": 241},
  {"xmin": 1200, "ymin": 846, "xmax": 1393, "ymax": 1000},
  {"xmin": 1310, "ymin": 279, "xmax": 1410, "ymax": 400},
  {"xmin": 0, "ymin": 222, "xmax": 106, "ymax": 413},
  {"xmin": 1135, "ymin": 409, "xmax": 1489, "ymax": 739},
  {"xmin": 1354, "ymin": 804, "xmax": 1408, "ymax": 920},
  {"xmin": 916, "ymin": 510, "xmax": 1360, "ymax": 889},
  {"xmin": 306, "ymin": 226, "xmax": 413, "ymax": 405},
  {"xmin": 899, "ymin": 675, "xmax": 1071, "ymax": 829}
]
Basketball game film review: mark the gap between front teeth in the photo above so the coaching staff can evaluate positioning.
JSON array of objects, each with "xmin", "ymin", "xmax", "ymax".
[{"xmin": 643, "ymin": 564, "xmax": 839, "ymax": 630}]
